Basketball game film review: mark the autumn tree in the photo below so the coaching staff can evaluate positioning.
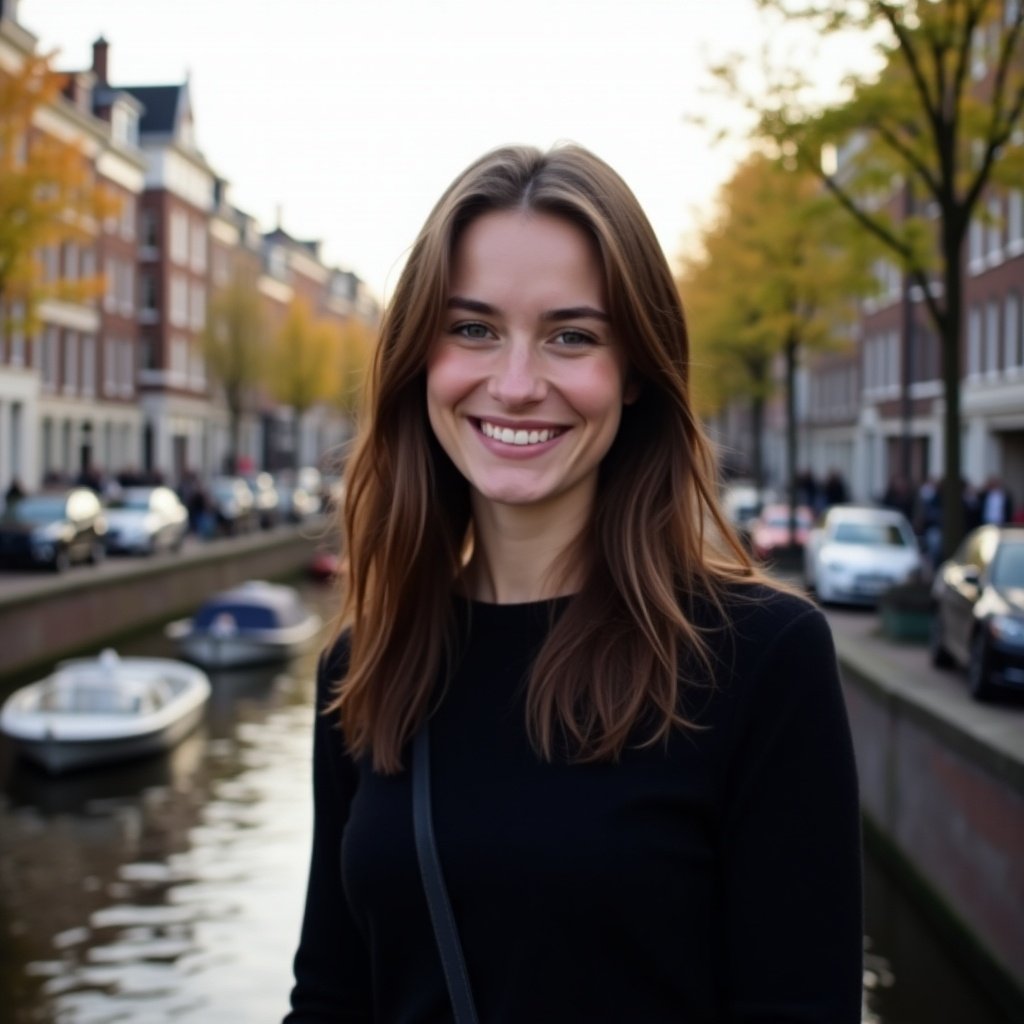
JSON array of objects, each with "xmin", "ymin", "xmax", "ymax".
[
  {"xmin": 731, "ymin": 0, "xmax": 1024, "ymax": 555},
  {"xmin": 0, "ymin": 51, "xmax": 116, "ymax": 333},
  {"xmin": 268, "ymin": 297, "xmax": 336, "ymax": 465},
  {"xmin": 680, "ymin": 153, "xmax": 871, "ymax": 535},
  {"xmin": 202, "ymin": 271, "xmax": 267, "ymax": 473},
  {"xmin": 334, "ymin": 316, "xmax": 375, "ymax": 421}
]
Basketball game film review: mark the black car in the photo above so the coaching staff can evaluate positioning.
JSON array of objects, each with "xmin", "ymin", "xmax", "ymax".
[
  {"xmin": 930, "ymin": 525, "xmax": 1024, "ymax": 699},
  {"xmin": 0, "ymin": 488, "xmax": 108, "ymax": 572}
]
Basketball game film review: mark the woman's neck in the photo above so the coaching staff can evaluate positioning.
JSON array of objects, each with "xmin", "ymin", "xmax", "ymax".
[{"xmin": 464, "ymin": 496, "xmax": 590, "ymax": 604}]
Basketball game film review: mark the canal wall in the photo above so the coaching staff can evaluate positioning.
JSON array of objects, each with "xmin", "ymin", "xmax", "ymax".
[
  {"xmin": 0, "ymin": 525, "xmax": 329, "ymax": 680},
  {"xmin": 834, "ymin": 628, "xmax": 1024, "ymax": 1017}
]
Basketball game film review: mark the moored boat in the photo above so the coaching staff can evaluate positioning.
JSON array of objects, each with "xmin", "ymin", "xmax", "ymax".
[
  {"xmin": 165, "ymin": 580, "xmax": 323, "ymax": 669},
  {"xmin": 0, "ymin": 649, "xmax": 211, "ymax": 775}
]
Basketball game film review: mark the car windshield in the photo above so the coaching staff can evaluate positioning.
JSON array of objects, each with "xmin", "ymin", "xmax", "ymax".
[
  {"xmin": 991, "ymin": 542, "xmax": 1024, "ymax": 588},
  {"xmin": 5, "ymin": 497, "xmax": 65, "ymax": 522},
  {"xmin": 764, "ymin": 511, "xmax": 809, "ymax": 528},
  {"xmin": 109, "ymin": 492, "xmax": 152, "ymax": 511},
  {"xmin": 832, "ymin": 521, "xmax": 908, "ymax": 547}
]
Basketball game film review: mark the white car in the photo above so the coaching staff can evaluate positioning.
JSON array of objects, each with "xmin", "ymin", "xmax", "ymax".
[
  {"xmin": 104, "ymin": 486, "xmax": 189, "ymax": 556},
  {"xmin": 804, "ymin": 505, "xmax": 922, "ymax": 605}
]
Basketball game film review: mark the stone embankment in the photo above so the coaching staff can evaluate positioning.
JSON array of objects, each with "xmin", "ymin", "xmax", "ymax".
[
  {"xmin": 0, "ymin": 521, "xmax": 332, "ymax": 680},
  {"xmin": 828, "ymin": 606, "xmax": 1024, "ymax": 1019}
]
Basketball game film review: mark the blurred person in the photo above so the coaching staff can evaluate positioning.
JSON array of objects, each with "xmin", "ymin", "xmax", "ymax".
[
  {"xmin": 284, "ymin": 144, "xmax": 862, "ymax": 1023},
  {"xmin": 979, "ymin": 474, "xmax": 1014, "ymax": 526}
]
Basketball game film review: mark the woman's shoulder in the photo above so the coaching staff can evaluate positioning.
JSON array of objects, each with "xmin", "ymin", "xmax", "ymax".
[{"xmin": 693, "ymin": 578, "xmax": 829, "ymax": 665}]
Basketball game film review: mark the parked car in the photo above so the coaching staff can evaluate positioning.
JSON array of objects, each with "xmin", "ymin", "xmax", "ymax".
[
  {"xmin": 243, "ymin": 472, "xmax": 281, "ymax": 530},
  {"xmin": 0, "ymin": 488, "xmax": 107, "ymax": 572},
  {"xmin": 748, "ymin": 503, "xmax": 814, "ymax": 562},
  {"xmin": 804, "ymin": 504, "xmax": 922, "ymax": 605},
  {"xmin": 104, "ymin": 486, "xmax": 189, "ymax": 556},
  {"xmin": 208, "ymin": 476, "xmax": 258, "ymax": 536},
  {"xmin": 274, "ymin": 479, "xmax": 322, "ymax": 523},
  {"xmin": 930, "ymin": 525, "xmax": 1024, "ymax": 700}
]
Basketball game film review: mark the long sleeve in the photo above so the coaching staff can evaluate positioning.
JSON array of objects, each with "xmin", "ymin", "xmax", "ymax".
[
  {"xmin": 284, "ymin": 640, "xmax": 373, "ymax": 1023},
  {"xmin": 720, "ymin": 605, "xmax": 863, "ymax": 1023}
]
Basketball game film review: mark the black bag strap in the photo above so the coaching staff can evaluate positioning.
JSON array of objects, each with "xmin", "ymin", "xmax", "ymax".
[{"xmin": 412, "ymin": 722, "xmax": 480, "ymax": 1024}]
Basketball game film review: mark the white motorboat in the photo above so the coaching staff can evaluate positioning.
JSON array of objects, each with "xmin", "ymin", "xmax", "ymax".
[
  {"xmin": 165, "ymin": 580, "xmax": 323, "ymax": 669},
  {"xmin": 0, "ymin": 649, "xmax": 211, "ymax": 775}
]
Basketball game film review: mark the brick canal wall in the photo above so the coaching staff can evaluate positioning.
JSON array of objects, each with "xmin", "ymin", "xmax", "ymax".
[
  {"xmin": 0, "ymin": 526, "xmax": 327, "ymax": 680},
  {"xmin": 835, "ymin": 632, "xmax": 1024, "ymax": 1017}
]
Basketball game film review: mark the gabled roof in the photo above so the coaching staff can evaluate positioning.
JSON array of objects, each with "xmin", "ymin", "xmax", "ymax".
[{"xmin": 120, "ymin": 84, "xmax": 181, "ymax": 134}]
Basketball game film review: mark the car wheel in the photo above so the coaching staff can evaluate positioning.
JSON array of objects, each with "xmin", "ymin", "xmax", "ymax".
[
  {"xmin": 52, "ymin": 548, "xmax": 71, "ymax": 573},
  {"xmin": 929, "ymin": 611, "xmax": 954, "ymax": 668},
  {"xmin": 967, "ymin": 632, "xmax": 996, "ymax": 701}
]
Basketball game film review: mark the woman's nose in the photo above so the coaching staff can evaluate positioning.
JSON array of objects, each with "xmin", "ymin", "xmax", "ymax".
[{"xmin": 487, "ymin": 342, "xmax": 546, "ymax": 406}]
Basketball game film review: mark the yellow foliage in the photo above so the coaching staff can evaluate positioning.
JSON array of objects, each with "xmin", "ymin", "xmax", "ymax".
[
  {"xmin": 269, "ymin": 298, "xmax": 338, "ymax": 414},
  {"xmin": 0, "ymin": 52, "xmax": 118, "ymax": 330}
]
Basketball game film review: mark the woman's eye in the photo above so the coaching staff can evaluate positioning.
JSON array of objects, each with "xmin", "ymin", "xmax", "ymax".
[
  {"xmin": 552, "ymin": 329, "xmax": 594, "ymax": 347},
  {"xmin": 453, "ymin": 322, "xmax": 492, "ymax": 341}
]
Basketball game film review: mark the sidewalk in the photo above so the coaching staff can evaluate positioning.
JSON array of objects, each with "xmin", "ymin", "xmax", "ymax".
[{"xmin": 825, "ymin": 603, "xmax": 1024, "ymax": 783}]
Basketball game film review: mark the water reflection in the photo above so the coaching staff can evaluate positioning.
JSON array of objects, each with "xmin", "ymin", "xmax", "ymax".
[
  {"xmin": 0, "ymin": 581, "xmax": 1015, "ymax": 1023},
  {"xmin": 0, "ymin": 584, "xmax": 331, "ymax": 1023}
]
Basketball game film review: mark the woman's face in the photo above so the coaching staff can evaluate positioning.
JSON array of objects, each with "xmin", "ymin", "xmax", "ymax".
[{"xmin": 426, "ymin": 209, "xmax": 633, "ymax": 521}]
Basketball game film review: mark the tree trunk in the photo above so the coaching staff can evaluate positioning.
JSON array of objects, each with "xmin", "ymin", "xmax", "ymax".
[
  {"xmin": 939, "ymin": 219, "xmax": 964, "ymax": 561},
  {"xmin": 785, "ymin": 335, "xmax": 799, "ymax": 546},
  {"xmin": 751, "ymin": 394, "xmax": 765, "ymax": 501},
  {"xmin": 227, "ymin": 405, "xmax": 241, "ymax": 476}
]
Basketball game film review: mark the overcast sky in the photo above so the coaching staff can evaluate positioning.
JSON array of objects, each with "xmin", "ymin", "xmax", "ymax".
[{"xmin": 20, "ymin": 0, "xmax": 877, "ymax": 301}]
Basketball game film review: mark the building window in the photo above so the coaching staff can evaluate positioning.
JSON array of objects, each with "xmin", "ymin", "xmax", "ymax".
[
  {"xmin": 104, "ymin": 257, "xmax": 117, "ymax": 312},
  {"xmin": 1009, "ymin": 191, "xmax": 1024, "ymax": 254},
  {"xmin": 62, "ymin": 243, "xmax": 78, "ymax": 281},
  {"xmin": 190, "ymin": 282, "xmax": 206, "ymax": 331},
  {"xmin": 141, "ymin": 209, "xmax": 158, "ymax": 249},
  {"xmin": 1006, "ymin": 292, "xmax": 1022, "ymax": 372},
  {"xmin": 170, "ymin": 209, "xmax": 189, "ymax": 265},
  {"xmin": 986, "ymin": 196, "xmax": 1003, "ymax": 264},
  {"xmin": 120, "ymin": 338, "xmax": 134, "ymax": 396},
  {"xmin": 81, "ymin": 334, "xmax": 96, "ymax": 396},
  {"xmin": 104, "ymin": 335, "xmax": 116, "ymax": 394},
  {"xmin": 119, "ymin": 194, "xmax": 135, "ymax": 241},
  {"xmin": 985, "ymin": 300, "xmax": 1000, "ymax": 376},
  {"xmin": 968, "ymin": 218, "xmax": 984, "ymax": 274},
  {"xmin": 118, "ymin": 260, "xmax": 134, "ymax": 316},
  {"xmin": 141, "ymin": 272, "xmax": 158, "ymax": 312},
  {"xmin": 191, "ymin": 222, "xmax": 207, "ymax": 273},
  {"xmin": 170, "ymin": 274, "xmax": 188, "ymax": 327},
  {"xmin": 9, "ymin": 302, "xmax": 25, "ymax": 366},
  {"xmin": 171, "ymin": 335, "xmax": 189, "ymax": 380},
  {"xmin": 64, "ymin": 330, "xmax": 78, "ymax": 395},
  {"xmin": 968, "ymin": 305, "xmax": 982, "ymax": 377}
]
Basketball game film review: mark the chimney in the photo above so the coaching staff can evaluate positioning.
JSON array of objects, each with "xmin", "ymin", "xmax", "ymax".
[{"xmin": 92, "ymin": 36, "xmax": 109, "ymax": 85}]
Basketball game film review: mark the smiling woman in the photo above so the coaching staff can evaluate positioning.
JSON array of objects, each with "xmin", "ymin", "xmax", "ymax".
[
  {"xmin": 426, "ymin": 210, "xmax": 634, "ymax": 562},
  {"xmin": 284, "ymin": 144, "xmax": 863, "ymax": 1024}
]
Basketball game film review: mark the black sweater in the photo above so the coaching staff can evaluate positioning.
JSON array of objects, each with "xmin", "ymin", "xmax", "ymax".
[{"xmin": 285, "ymin": 586, "xmax": 862, "ymax": 1023}]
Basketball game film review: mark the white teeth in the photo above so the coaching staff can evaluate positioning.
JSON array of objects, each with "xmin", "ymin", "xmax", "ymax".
[{"xmin": 480, "ymin": 421, "xmax": 559, "ymax": 446}]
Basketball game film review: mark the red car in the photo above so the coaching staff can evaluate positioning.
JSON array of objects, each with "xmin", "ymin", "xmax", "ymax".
[{"xmin": 748, "ymin": 503, "xmax": 814, "ymax": 561}]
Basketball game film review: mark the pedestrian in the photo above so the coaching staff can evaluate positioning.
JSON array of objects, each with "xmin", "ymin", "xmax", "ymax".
[
  {"xmin": 284, "ymin": 144, "xmax": 862, "ymax": 1023},
  {"xmin": 978, "ymin": 474, "xmax": 1014, "ymax": 526},
  {"xmin": 4, "ymin": 477, "xmax": 25, "ymax": 511},
  {"xmin": 823, "ymin": 467, "xmax": 849, "ymax": 508}
]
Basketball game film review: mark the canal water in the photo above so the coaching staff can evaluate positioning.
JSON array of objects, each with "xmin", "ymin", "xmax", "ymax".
[{"xmin": 0, "ymin": 582, "xmax": 1014, "ymax": 1024}]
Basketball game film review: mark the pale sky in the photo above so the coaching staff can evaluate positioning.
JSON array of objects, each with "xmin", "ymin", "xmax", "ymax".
[{"xmin": 19, "ymin": 0, "xmax": 878, "ymax": 302}]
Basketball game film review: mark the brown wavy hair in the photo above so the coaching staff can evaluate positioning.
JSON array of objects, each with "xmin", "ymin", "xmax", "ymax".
[{"xmin": 331, "ymin": 143, "xmax": 760, "ymax": 773}]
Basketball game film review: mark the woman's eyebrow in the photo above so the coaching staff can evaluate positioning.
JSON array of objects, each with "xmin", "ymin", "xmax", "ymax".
[{"xmin": 446, "ymin": 297, "xmax": 609, "ymax": 323}]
